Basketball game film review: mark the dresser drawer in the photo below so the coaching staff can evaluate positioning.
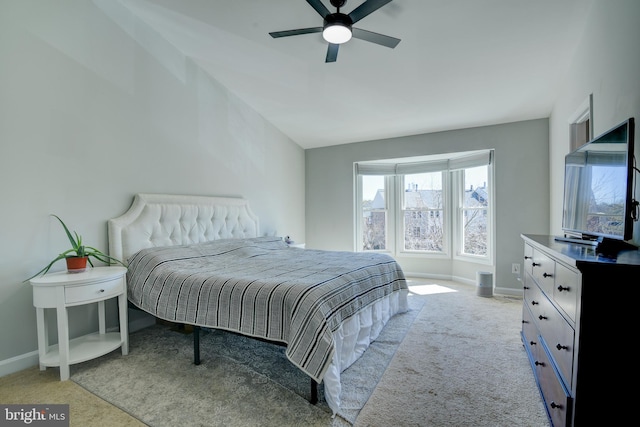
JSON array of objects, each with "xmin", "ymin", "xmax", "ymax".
[
  {"xmin": 522, "ymin": 270, "xmax": 536, "ymax": 304},
  {"xmin": 544, "ymin": 320, "xmax": 574, "ymax": 391},
  {"xmin": 538, "ymin": 307, "xmax": 574, "ymax": 390},
  {"xmin": 525, "ymin": 267, "xmax": 575, "ymax": 394},
  {"xmin": 521, "ymin": 303, "xmax": 540, "ymax": 357},
  {"xmin": 524, "ymin": 243, "xmax": 534, "ymax": 276},
  {"xmin": 65, "ymin": 276, "xmax": 124, "ymax": 305},
  {"xmin": 532, "ymin": 249, "xmax": 555, "ymax": 294},
  {"xmin": 536, "ymin": 344, "xmax": 572, "ymax": 427},
  {"xmin": 524, "ymin": 279, "xmax": 548, "ymax": 330},
  {"xmin": 553, "ymin": 263, "xmax": 579, "ymax": 323},
  {"xmin": 524, "ymin": 284, "xmax": 572, "ymax": 384}
]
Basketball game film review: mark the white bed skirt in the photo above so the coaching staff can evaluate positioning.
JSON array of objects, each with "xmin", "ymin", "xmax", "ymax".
[{"xmin": 323, "ymin": 288, "xmax": 409, "ymax": 415}]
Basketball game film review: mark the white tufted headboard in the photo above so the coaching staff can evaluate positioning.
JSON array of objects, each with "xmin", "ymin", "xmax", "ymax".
[{"xmin": 108, "ymin": 193, "xmax": 260, "ymax": 263}]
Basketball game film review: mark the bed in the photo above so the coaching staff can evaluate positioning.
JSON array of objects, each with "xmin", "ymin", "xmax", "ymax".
[{"xmin": 108, "ymin": 193, "xmax": 409, "ymax": 415}]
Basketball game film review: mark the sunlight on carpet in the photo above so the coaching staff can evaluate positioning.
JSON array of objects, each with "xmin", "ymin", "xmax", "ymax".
[{"xmin": 408, "ymin": 283, "xmax": 458, "ymax": 295}]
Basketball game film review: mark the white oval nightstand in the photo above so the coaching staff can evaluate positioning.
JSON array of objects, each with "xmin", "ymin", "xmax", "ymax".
[{"xmin": 30, "ymin": 266, "xmax": 129, "ymax": 380}]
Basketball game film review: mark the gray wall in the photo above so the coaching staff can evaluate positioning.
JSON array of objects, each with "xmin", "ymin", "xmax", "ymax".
[
  {"xmin": 305, "ymin": 119, "xmax": 550, "ymax": 293},
  {"xmin": 306, "ymin": 0, "xmax": 640, "ymax": 294},
  {"xmin": 549, "ymin": 0, "xmax": 640, "ymax": 243},
  {"xmin": 0, "ymin": 1, "xmax": 305, "ymax": 374}
]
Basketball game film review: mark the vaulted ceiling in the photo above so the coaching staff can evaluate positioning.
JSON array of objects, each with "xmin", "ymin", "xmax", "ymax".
[{"xmin": 110, "ymin": 0, "xmax": 592, "ymax": 149}]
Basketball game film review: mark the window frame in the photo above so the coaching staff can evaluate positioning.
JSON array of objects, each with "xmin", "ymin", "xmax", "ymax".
[
  {"xmin": 451, "ymin": 164, "xmax": 494, "ymax": 264},
  {"xmin": 355, "ymin": 174, "xmax": 395, "ymax": 252},
  {"xmin": 569, "ymin": 93, "xmax": 593, "ymax": 151},
  {"xmin": 397, "ymin": 170, "xmax": 450, "ymax": 256}
]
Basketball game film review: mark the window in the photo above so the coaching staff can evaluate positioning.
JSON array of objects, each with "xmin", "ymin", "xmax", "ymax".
[
  {"xmin": 402, "ymin": 172, "xmax": 445, "ymax": 252},
  {"xmin": 355, "ymin": 150, "xmax": 493, "ymax": 263},
  {"xmin": 569, "ymin": 94, "xmax": 593, "ymax": 151},
  {"xmin": 459, "ymin": 165, "xmax": 489, "ymax": 256},
  {"xmin": 361, "ymin": 175, "xmax": 388, "ymax": 250}
]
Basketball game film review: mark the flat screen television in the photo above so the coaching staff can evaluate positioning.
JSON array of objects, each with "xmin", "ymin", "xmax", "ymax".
[{"xmin": 560, "ymin": 117, "xmax": 637, "ymax": 253}]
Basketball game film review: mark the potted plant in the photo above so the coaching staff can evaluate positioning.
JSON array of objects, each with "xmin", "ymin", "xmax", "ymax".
[{"xmin": 25, "ymin": 215, "xmax": 125, "ymax": 281}]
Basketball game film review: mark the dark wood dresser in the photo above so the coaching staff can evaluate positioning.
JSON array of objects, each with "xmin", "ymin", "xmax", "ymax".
[{"xmin": 520, "ymin": 234, "xmax": 640, "ymax": 427}]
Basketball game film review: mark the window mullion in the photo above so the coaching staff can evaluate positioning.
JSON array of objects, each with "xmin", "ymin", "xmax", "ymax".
[{"xmin": 387, "ymin": 175, "xmax": 398, "ymax": 255}]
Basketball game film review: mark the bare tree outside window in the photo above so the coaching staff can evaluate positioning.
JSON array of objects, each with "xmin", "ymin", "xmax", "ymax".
[
  {"xmin": 403, "ymin": 172, "xmax": 444, "ymax": 252},
  {"xmin": 362, "ymin": 175, "xmax": 386, "ymax": 250},
  {"xmin": 461, "ymin": 165, "xmax": 488, "ymax": 256}
]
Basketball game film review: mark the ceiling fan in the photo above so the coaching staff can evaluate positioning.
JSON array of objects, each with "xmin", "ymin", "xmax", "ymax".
[{"xmin": 269, "ymin": 0, "xmax": 401, "ymax": 63}]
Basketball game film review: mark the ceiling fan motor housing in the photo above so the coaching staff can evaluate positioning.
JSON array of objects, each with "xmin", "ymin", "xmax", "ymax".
[{"xmin": 323, "ymin": 13, "xmax": 353, "ymax": 32}]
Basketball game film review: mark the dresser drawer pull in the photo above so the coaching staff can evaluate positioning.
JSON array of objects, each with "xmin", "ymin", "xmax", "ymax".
[
  {"xmin": 556, "ymin": 343, "xmax": 569, "ymax": 351},
  {"xmin": 543, "ymin": 272, "xmax": 553, "ymax": 278},
  {"xmin": 534, "ymin": 361, "xmax": 545, "ymax": 367},
  {"xmin": 531, "ymin": 301, "xmax": 539, "ymax": 305},
  {"xmin": 532, "ymin": 262, "xmax": 540, "ymax": 267},
  {"xmin": 523, "ymin": 286, "xmax": 530, "ymax": 290},
  {"xmin": 522, "ymin": 320, "xmax": 528, "ymax": 324},
  {"xmin": 557, "ymin": 285, "xmax": 570, "ymax": 292},
  {"xmin": 99, "ymin": 289, "xmax": 105, "ymax": 293},
  {"xmin": 529, "ymin": 341, "xmax": 537, "ymax": 346},
  {"xmin": 524, "ymin": 256, "xmax": 532, "ymax": 260},
  {"xmin": 538, "ymin": 315, "xmax": 547, "ymax": 320},
  {"xmin": 550, "ymin": 401, "xmax": 563, "ymax": 409}
]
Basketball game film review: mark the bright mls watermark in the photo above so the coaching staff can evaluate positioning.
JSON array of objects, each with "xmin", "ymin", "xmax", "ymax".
[{"xmin": 0, "ymin": 405, "xmax": 69, "ymax": 426}]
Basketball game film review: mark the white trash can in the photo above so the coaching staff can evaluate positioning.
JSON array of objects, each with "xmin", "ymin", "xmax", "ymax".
[{"xmin": 476, "ymin": 271, "xmax": 494, "ymax": 297}]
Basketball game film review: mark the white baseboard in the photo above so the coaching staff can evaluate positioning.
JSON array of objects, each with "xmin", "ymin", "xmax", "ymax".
[
  {"xmin": 405, "ymin": 272, "xmax": 453, "ymax": 282},
  {"xmin": 494, "ymin": 286, "xmax": 523, "ymax": 297},
  {"xmin": 405, "ymin": 272, "xmax": 523, "ymax": 298},
  {"xmin": 0, "ymin": 350, "xmax": 39, "ymax": 378},
  {"xmin": 0, "ymin": 312, "xmax": 155, "ymax": 379}
]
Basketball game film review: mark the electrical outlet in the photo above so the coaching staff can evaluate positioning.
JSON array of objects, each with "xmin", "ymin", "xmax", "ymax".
[{"xmin": 512, "ymin": 263, "xmax": 520, "ymax": 275}]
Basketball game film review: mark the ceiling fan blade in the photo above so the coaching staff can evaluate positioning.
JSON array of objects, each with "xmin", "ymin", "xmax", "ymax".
[
  {"xmin": 269, "ymin": 27, "xmax": 322, "ymax": 38},
  {"xmin": 325, "ymin": 43, "xmax": 339, "ymax": 63},
  {"xmin": 349, "ymin": 0, "xmax": 393, "ymax": 24},
  {"xmin": 307, "ymin": 0, "xmax": 331, "ymax": 18},
  {"xmin": 352, "ymin": 28, "xmax": 400, "ymax": 48}
]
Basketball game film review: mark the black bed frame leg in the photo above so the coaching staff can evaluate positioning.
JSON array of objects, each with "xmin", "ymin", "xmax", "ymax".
[
  {"xmin": 310, "ymin": 379, "xmax": 318, "ymax": 404},
  {"xmin": 193, "ymin": 325, "xmax": 201, "ymax": 365},
  {"xmin": 191, "ymin": 323, "xmax": 314, "ymax": 402}
]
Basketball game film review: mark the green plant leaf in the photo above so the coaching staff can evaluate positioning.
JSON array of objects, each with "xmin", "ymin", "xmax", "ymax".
[
  {"xmin": 51, "ymin": 214, "xmax": 80, "ymax": 253},
  {"xmin": 23, "ymin": 215, "xmax": 126, "ymax": 282},
  {"xmin": 85, "ymin": 246, "xmax": 126, "ymax": 266},
  {"xmin": 24, "ymin": 253, "xmax": 68, "ymax": 282}
]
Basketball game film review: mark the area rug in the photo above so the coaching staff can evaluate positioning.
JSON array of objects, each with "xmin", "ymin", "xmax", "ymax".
[
  {"xmin": 355, "ymin": 281, "xmax": 550, "ymax": 427},
  {"xmin": 70, "ymin": 291, "xmax": 427, "ymax": 427}
]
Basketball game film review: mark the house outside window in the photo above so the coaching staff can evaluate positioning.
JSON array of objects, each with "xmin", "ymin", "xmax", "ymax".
[
  {"xmin": 459, "ymin": 165, "xmax": 489, "ymax": 257},
  {"xmin": 361, "ymin": 175, "xmax": 387, "ymax": 250},
  {"xmin": 402, "ymin": 172, "xmax": 444, "ymax": 252},
  {"xmin": 355, "ymin": 150, "xmax": 493, "ymax": 263}
]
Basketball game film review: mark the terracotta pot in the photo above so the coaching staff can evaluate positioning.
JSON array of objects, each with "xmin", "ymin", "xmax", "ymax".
[{"xmin": 66, "ymin": 256, "xmax": 88, "ymax": 273}]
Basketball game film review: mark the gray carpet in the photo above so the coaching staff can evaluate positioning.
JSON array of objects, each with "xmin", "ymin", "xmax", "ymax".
[
  {"xmin": 70, "ymin": 280, "xmax": 549, "ymax": 426},
  {"xmin": 356, "ymin": 281, "xmax": 550, "ymax": 427},
  {"xmin": 70, "ymin": 291, "xmax": 427, "ymax": 427}
]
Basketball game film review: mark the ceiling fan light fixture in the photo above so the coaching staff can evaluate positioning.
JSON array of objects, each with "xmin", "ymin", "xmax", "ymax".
[
  {"xmin": 323, "ymin": 13, "xmax": 352, "ymax": 44},
  {"xmin": 323, "ymin": 23, "xmax": 352, "ymax": 44}
]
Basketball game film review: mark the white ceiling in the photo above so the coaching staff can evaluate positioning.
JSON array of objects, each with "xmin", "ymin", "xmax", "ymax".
[{"xmin": 111, "ymin": 0, "xmax": 593, "ymax": 149}]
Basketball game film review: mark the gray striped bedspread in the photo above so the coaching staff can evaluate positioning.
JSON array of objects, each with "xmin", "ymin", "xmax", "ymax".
[{"xmin": 126, "ymin": 236, "xmax": 408, "ymax": 382}]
